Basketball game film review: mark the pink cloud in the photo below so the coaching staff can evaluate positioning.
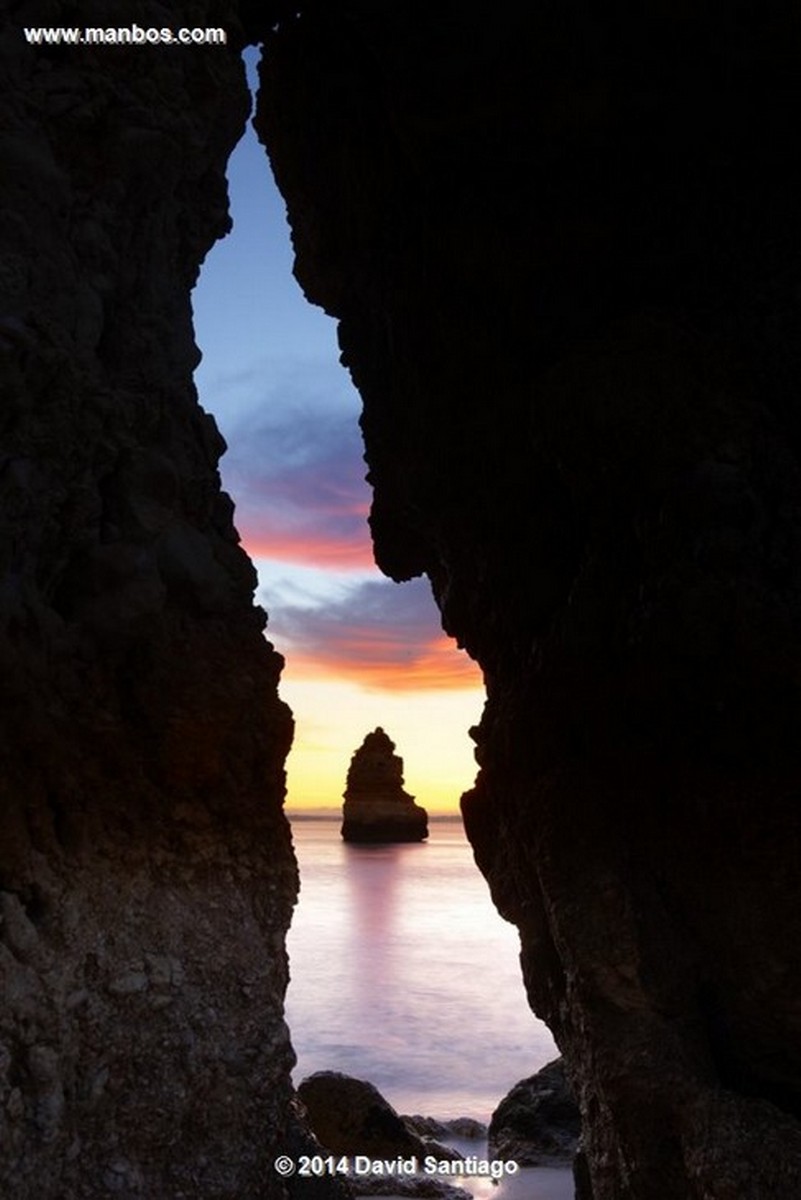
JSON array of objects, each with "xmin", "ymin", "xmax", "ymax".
[
  {"xmin": 222, "ymin": 403, "xmax": 373, "ymax": 572},
  {"xmin": 239, "ymin": 523, "xmax": 375, "ymax": 570},
  {"xmin": 267, "ymin": 578, "xmax": 483, "ymax": 692}
]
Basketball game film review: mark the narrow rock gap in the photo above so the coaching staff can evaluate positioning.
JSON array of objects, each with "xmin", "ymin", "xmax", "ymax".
[{"xmin": 190, "ymin": 39, "xmax": 555, "ymax": 1144}]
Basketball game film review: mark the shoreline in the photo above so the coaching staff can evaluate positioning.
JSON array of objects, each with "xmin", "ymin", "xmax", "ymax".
[{"xmin": 357, "ymin": 1133, "xmax": 575, "ymax": 1200}]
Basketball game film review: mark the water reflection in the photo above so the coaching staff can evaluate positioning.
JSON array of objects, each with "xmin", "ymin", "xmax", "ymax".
[
  {"xmin": 344, "ymin": 841, "xmax": 427, "ymax": 1055},
  {"xmin": 286, "ymin": 818, "xmax": 556, "ymax": 1119}
]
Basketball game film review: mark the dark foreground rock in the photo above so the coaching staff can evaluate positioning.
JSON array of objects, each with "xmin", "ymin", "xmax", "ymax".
[
  {"xmin": 0, "ymin": 9, "xmax": 312, "ymax": 1198},
  {"xmin": 298, "ymin": 1072, "xmax": 426, "ymax": 1158},
  {"xmin": 341, "ymin": 728, "xmax": 428, "ymax": 843},
  {"xmin": 489, "ymin": 1059, "xmax": 580, "ymax": 1165},
  {"xmin": 259, "ymin": 6, "xmax": 801, "ymax": 1197},
  {"xmin": 298, "ymin": 1075, "xmax": 467, "ymax": 1199}
]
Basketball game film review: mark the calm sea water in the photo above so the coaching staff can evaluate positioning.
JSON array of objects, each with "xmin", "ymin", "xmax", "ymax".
[{"xmin": 285, "ymin": 816, "xmax": 558, "ymax": 1122}]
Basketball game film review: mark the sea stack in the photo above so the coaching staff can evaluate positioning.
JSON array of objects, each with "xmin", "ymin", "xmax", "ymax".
[{"xmin": 341, "ymin": 728, "xmax": 428, "ymax": 843}]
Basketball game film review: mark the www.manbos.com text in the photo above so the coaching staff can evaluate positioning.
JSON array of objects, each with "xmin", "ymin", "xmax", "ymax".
[{"xmin": 23, "ymin": 25, "xmax": 227, "ymax": 46}]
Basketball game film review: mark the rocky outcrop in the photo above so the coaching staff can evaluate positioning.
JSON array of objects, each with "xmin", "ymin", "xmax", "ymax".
[
  {"xmin": 256, "ymin": 6, "xmax": 801, "ymax": 1198},
  {"xmin": 488, "ymin": 1059, "xmax": 580, "ymax": 1166},
  {"xmin": 298, "ymin": 1074, "xmax": 467, "ymax": 1200},
  {"xmin": 341, "ymin": 728, "xmax": 428, "ymax": 843},
  {"xmin": 298, "ymin": 1072, "xmax": 425, "ymax": 1159},
  {"xmin": 0, "ymin": 4, "xmax": 316, "ymax": 1197}
]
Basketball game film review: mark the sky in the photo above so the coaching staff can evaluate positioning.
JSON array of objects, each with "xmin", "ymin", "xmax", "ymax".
[{"xmin": 191, "ymin": 49, "xmax": 485, "ymax": 813}]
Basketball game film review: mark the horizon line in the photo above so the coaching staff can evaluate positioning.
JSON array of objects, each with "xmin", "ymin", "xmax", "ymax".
[{"xmin": 286, "ymin": 807, "xmax": 463, "ymax": 820}]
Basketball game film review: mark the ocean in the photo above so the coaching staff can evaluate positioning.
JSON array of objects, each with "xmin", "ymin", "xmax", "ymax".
[{"xmin": 285, "ymin": 815, "xmax": 558, "ymax": 1123}]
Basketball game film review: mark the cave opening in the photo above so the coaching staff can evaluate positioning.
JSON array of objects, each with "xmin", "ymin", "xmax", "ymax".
[
  {"xmin": 190, "ymin": 43, "xmax": 557, "ymax": 1130},
  {"xmin": 192, "ymin": 45, "xmax": 486, "ymax": 830}
]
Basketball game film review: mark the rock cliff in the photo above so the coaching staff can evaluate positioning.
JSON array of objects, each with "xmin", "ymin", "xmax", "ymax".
[
  {"xmin": 0, "ymin": 4, "xmax": 308, "ymax": 1197},
  {"xmin": 256, "ymin": 5, "xmax": 801, "ymax": 1198},
  {"xmin": 341, "ymin": 728, "xmax": 428, "ymax": 843}
]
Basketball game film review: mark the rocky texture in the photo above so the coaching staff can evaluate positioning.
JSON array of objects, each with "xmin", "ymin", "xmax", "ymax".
[
  {"xmin": 402, "ymin": 1117, "xmax": 486, "ymax": 1143},
  {"xmin": 0, "ymin": 4, "xmax": 331, "ymax": 1197},
  {"xmin": 298, "ymin": 1072, "xmax": 425, "ymax": 1160},
  {"xmin": 298, "ymin": 1074, "xmax": 468, "ymax": 1200},
  {"xmin": 488, "ymin": 1058, "xmax": 580, "ymax": 1166},
  {"xmin": 256, "ymin": 5, "xmax": 801, "ymax": 1198},
  {"xmin": 341, "ymin": 728, "xmax": 428, "ymax": 844}
]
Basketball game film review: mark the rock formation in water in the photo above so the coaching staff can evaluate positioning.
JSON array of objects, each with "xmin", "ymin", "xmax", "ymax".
[
  {"xmin": 341, "ymin": 728, "xmax": 428, "ymax": 843},
  {"xmin": 257, "ymin": 5, "xmax": 801, "ymax": 1198}
]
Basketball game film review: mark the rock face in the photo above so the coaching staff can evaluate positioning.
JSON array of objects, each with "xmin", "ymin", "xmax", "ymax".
[
  {"xmin": 257, "ymin": 6, "xmax": 801, "ymax": 1198},
  {"xmin": 342, "ymin": 728, "xmax": 428, "ymax": 843},
  {"xmin": 0, "ymin": 5, "xmax": 319, "ymax": 1198},
  {"xmin": 298, "ymin": 1072, "xmax": 425, "ymax": 1159},
  {"xmin": 297, "ymin": 1074, "xmax": 466, "ymax": 1200},
  {"xmin": 488, "ymin": 1059, "xmax": 580, "ymax": 1166}
]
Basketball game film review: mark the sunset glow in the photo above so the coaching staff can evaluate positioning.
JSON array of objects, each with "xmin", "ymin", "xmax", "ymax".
[
  {"xmin": 278, "ymin": 677, "xmax": 484, "ymax": 815},
  {"xmin": 239, "ymin": 525, "xmax": 374, "ymax": 570},
  {"xmin": 193, "ymin": 50, "xmax": 485, "ymax": 815},
  {"xmin": 278, "ymin": 633, "xmax": 481, "ymax": 692}
]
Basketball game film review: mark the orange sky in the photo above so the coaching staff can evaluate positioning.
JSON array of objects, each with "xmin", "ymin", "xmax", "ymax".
[
  {"xmin": 266, "ymin": 629, "xmax": 480, "ymax": 693},
  {"xmin": 238, "ymin": 512, "xmax": 374, "ymax": 571},
  {"xmin": 192, "ymin": 74, "xmax": 486, "ymax": 817},
  {"xmin": 237, "ymin": 493, "xmax": 485, "ymax": 817},
  {"xmin": 223, "ymin": 389, "xmax": 487, "ymax": 816},
  {"xmin": 276, "ymin": 670, "xmax": 485, "ymax": 815},
  {"xmin": 250, "ymin": 549, "xmax": 487, "ymax": 814}
]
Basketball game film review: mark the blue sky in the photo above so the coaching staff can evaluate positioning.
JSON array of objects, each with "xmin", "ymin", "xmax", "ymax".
[{"xmin": 191, "ymin": 48, "xmax": 484, "ymax": 812}]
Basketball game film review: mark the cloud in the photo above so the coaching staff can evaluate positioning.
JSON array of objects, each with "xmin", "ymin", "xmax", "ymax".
[
  {"xmin": 214, "ymin": 392, "xmax": 482, "ymax": 691},
  {"xmin": 220, "ymin": 398, "xmax": 374, "ymax": 570},
  {"xmin": 265, "ymin": 576, "xmax": 483, "ymax": 692},
  {"xmin": 241, "ymin": 525, "xmax": 374, "ymax": 569}
]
